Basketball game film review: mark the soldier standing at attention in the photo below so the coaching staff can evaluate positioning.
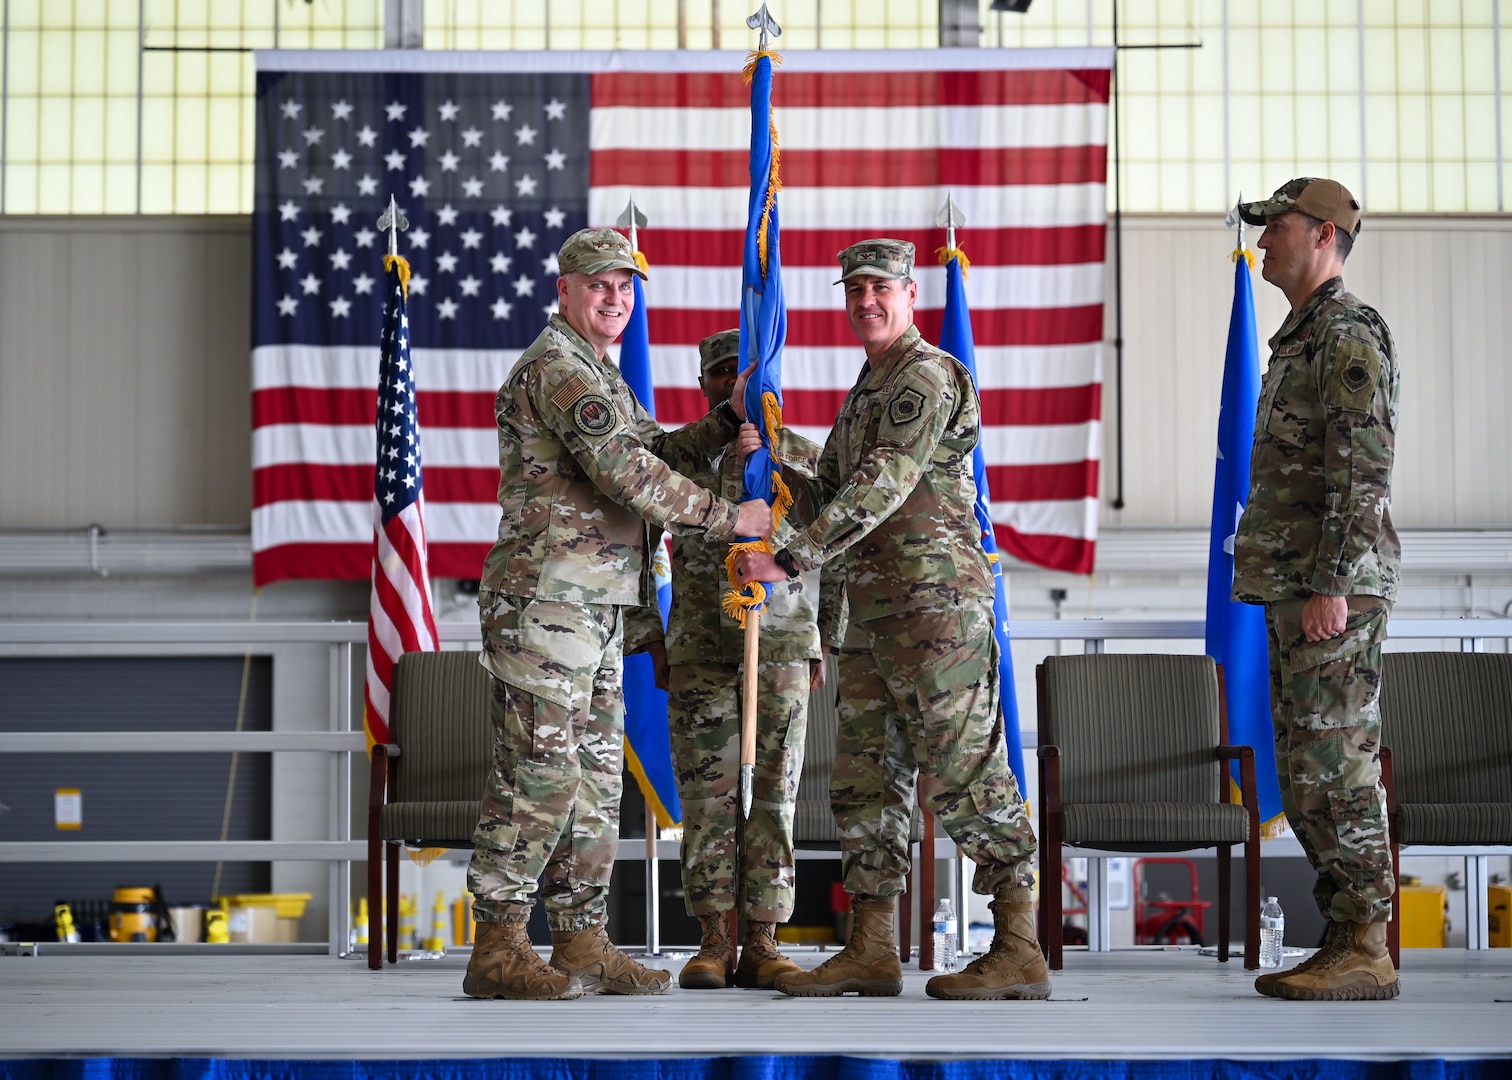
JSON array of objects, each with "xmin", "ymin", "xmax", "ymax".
[
  {"xmin": 463, "ymin": 229, "xmax": 772, "ymax": 1001},
  {"xmin": 1233, "ymin": 179, "xmax": 1401, "ymax": 1001},
  {"xmin": 632, "ymin": 329, "xmax": 843, "ymax": 990},
  {"xmin": 735, "ymin": 240, "xmax": 1050, "ymax": 1001}
]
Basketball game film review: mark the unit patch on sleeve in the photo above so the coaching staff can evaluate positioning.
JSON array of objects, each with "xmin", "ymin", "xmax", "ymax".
[
  {"xmin": 887, "ymin": 386, "xmax": 927, "ymax": 427},
  {"xmin": 573, "ymin": 394, "xmax": 618, "ymax": 437}
]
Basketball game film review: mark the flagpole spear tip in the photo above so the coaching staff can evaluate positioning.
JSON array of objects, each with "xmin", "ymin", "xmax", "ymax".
[
  {"xmin": 377, "ymin": 194, "xmax": 409, "ymax": 259},
  {"xmin": 616, "ymin": 197, "xmax": 649, "ymax": 254},
  {"xmin": 746, "ymin": 3, "xmax": 782, "ymax": 51},
  {"xmin": 935, "ymin": 193, "xmax": 966, "ymax": 253}
]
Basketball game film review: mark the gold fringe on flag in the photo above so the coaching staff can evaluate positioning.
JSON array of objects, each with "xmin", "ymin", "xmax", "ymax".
[
  {"xmin": 935, "ymin": 245, "xmax": 971, "ymax": 278},
  {"xmin": 633, "ymin": 250, "xmax": 650, "ymax": 275},
  {"xmin": 406, "ymin": 847, "xmax": 446, "ymax": 866},
  {"xmin": 722, "ymin": 539, "xmax": 772, "ymax": 627},
  {"xmin": 383, "ymin": 253, "xmax": 412, "ymax": 299},
  {"xmin": 741, "ymin": 49, "xmax": 784, "ymax": 84},
  {"xmin": 1232, "ymin": 247, "xmax": 1255, "ymax": 270}
]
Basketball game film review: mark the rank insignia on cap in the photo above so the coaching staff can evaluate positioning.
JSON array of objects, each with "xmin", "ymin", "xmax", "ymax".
[
  {"xmin": 573, "ymin": 394, "xmax": 617, "ymax": 437},
  {"xmin": 888, "ymin": 387, "xmax": 927, "ymax": 426}
]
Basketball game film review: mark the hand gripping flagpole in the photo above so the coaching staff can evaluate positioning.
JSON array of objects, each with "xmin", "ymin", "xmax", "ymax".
[{"xmin": 729, "ymin": 1, "xmax": 784, "ymax": 819}]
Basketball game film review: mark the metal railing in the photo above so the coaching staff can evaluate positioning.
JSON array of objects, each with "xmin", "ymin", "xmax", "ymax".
[{"xmin": 2, "ymin": 617, "xmax": 1508, "ymax": 955}]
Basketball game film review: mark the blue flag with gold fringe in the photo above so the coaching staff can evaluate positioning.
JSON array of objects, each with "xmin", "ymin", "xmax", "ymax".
[
  {"xmin": 938, "ymin": 245, "xmax": 1028, "ymax": 794},
  {"xmin": 1205, "ymin": 248, "xmax": 1284, "ymax": 836},
  {"xmin": 619, "ymin": 259, "xmax": 682, "ymax": 828}
]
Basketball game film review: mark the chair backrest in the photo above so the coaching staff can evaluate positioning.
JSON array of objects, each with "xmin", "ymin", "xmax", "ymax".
[
  {"xmin": 793, "ymin": 654, "xmax": 841, "ymax": 843},
  {"xmin": 1379, "ymin": 652, "xmax": 1512, "ymax": 806},
  {"xmin": 1039, "ymin": 653, "xmax": 1223, "ymax": 806},
  {"xmin": 389, "ymin": 650, "xmax": 494, "ymax": 805}
]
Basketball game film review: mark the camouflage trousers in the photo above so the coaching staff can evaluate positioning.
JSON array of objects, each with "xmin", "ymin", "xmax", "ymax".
[
  {"xmin": 833, "ymin": 599, "xmax": 1037, "ymax": 899},
  {"xmin": 467, "ymin": 597, "xmax": 625, "ymax": 932},
  {"xmin": 667, "ymin": 658, "xmax": 811, "ymax": 922},
  {"xmin": 1266, "ymin": 595, "xmax": 1395, "ymax": 924}
]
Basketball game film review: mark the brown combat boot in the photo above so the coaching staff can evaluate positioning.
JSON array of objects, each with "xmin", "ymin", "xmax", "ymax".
[
  {"xmin": 462, "ymin": 917, "xmax": 585, "ymax": 1000},
  {"xmin": 734, "ymin": 920, "xmax": 802, "ymax": 989},
  {"xmin": 774, "ymin": 897, "xmax": 903, "ymax": 997},
  {"xmin": 679, "ymin": 912, "xmax": 735, "ymax": 989},
  {"xmin": 550, "ymin": 923, "xmax": 672, "ymax": 995},
  {"xmin": 1254, "ymin": 921, "xmax": 1344, "ymax": 997},
  {"xmin": 1272, "ymin": 920, "xmax": 1399, "ymax": 1000},
  {"xmin": 925, "ymin": 887, "xmax": 1051, "ymax": 1001}
]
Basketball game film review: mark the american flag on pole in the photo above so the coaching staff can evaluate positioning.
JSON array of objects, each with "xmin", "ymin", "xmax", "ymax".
[
  {"xmin": 252, "ymin": 49, "xmax": 1110, "ymax": 583},
  {"xmin": 363, "ymin": 255, "xmax": 438, "ymax": 748}
]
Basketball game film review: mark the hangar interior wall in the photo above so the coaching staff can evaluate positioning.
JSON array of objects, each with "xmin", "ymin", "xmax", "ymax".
[{"xmin": 2, "ymin": 214, "xmax": 1508, "ymax": 942}]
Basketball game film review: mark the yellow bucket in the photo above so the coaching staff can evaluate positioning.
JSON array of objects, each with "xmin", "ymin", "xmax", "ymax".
[
  {"xmin": 218, "ymin": 893, "xmax": 312, "ymax": 943},
  {"xmin": 109, "ymin": 887, "xmax": 157, "ymax": 943}
]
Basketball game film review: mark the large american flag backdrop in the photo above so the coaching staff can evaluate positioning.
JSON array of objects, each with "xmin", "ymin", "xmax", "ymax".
[{"xmin": 252, "ymin": 49, "xmax": 1111, "ymax": 585}]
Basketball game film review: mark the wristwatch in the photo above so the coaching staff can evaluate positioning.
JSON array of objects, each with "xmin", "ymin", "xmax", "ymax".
[{"xmin": 773, "ymin": 548, "xmax": 800, "ymax": 579}]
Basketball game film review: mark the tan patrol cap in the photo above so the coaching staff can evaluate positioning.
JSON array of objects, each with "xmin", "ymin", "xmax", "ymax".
[
  {"xmin": 698, "ymin": 329, "xmax": 741, "ymax": 375},
  {"xmin": 557, "ymin": 227, "xmax": 648, "ymax": 280},
  {"xmin": 834, "ymin": 238, "xmax": 915, "ymax": 284},
  {"xmin": 1239, "ymin": 178, "xmax": 1362, "ymax": 237}
]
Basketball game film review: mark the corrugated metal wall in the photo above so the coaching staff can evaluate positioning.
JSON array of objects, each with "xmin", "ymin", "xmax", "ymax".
[
  {"xmin": 1, "ymin": 214, "xmax": 1508, "ymax": 530},
  {"xmin": 0, "ymin": 217, "xmax": 251, "ymax": 526}
]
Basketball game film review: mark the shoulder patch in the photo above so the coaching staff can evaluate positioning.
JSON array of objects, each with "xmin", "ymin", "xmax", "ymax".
[
  {"xmin": 1326, "ymin": 337, "xmax": 1382, "ymax": 413},
  {"xmin": 572, "ymin": 393, "xmax": 618, "ymax": 437},
  {"xmin": 551, "ymin": 374, "xmax": 590, "ymax": 411},
  {"xmin": 888, "ymin": 386, "xmax": 927, "ymax": 427}
]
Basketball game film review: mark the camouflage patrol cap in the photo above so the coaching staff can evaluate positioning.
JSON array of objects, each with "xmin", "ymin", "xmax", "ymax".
[
  {"xmin": 834, "ymin": 238, "xmax": 915, "ymax": 284},
  {"xmin": 698, "ymin": 329, "xmax": 742, "ymax": 375},
  {"xmin": 557, "ymin": 227, "xmax": 648, "ymax": 280},
  {"xmin": 1239, "ymin": 178, "xmax": 1362, "ymax": 237}
]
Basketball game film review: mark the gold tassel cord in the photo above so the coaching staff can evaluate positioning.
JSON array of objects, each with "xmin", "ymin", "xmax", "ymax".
[
  {"xmin": 935, "ymin": 245, "xmax": 971, "ymax": 279},
  {"xmin": 383, "ymin": 253, "xmax": 412, "ymax": 299},
  {"xmin": 1232, "ymin": 247, "xmax": 1255, "ymax": 270},
  {"xmin": 723, "ymin": 540, "xmax": 772, "ymax": 627}
]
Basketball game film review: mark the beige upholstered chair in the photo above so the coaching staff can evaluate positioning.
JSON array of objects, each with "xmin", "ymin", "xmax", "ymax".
[
  {"xmin": 1379, "ymin": 651, "xmax": 1512, "ymax": 966},
  {"xmin": 1036, "ymin": 653, "xmax": 1261, "ymax": 970},
  {"xmin": 366, "ymin": 650, "xmax": 492, "ymax": 969}
]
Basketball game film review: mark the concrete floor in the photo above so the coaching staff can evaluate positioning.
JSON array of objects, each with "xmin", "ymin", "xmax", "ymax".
[{"xmin": 1, "ymin": 946, "xmax": 1510, "ymax": 1063}]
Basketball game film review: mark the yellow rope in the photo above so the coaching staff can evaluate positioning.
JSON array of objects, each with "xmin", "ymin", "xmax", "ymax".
[
  {"xmin": 935, "ymin": 245, "xmax": 971, "ymax": 279},
  {"xmin": 383, "ymin": 254, "xmax": 411, "ymax": 299},
  {"xmin": 633, "ymin": 250, "xmax": 650, "ymax": 275},
  {"xmin": 1232, "ymin": 247, "xmax": 1255, "ymax": 269}
]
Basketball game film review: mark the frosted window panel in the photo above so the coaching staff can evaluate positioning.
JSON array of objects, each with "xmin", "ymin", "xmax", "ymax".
[
  {"xmin": 1230, "ymin": 94, "xmax": 1263, "ymax": 144},
  {"xmin": 71, "ymin": 164, "xmax": 105, "ymax": 213},
  {"xmin": 36, "ymin": 163, "xmax": 72, "ymax": 212},
  {"xmin": 139, "ymin": 163, "xmax": 174, "ymax": 213},
  {"xmin": 1326, "ymin": 95, "xmax": 1361, "ymax": 160},
  {"xmin": 173, "ymin": 163, "xmax": 209, "ymax": 214},
  {"xmin": 38, "ymin": 98, "xmax": 73, "ymax": 163},
  {"xmin": 1465, "ymin": 163, "xmax": 1500, "ymax": 211},
  {"xmin": 1157, "ymin": 161, "xmax": 1193, "ymax": 212},
  {"xmin": 72, "ymin": 30, "xmax": 107, "ymax": 94},
  {"xmin": 1127, "ymin": 161, "xmax": 1160, "ymax": 211},
  {"xmin": 1464, "ymin": 97, "xmax": 1499, "ymax": 159},
  {"xmin": 71, "ymin": 97, "xmax": 105, "ymax": 161},
  {"xmin": 1259, "ymin": 96, "xmax": 1295, "ymax": 164},
  {"xmin": 1124, "ymin": 95, "xmax": 1160, "ymax": 161},
  {"xmin": 141, "ymin": 54, "xmax": 176, "ymax": 95},
  {"xmin": 1325, "ymin": 26, "xmax": 1359, "ymax": 94},
  {"xmin": 6, "ymin": 164, "xmax": 38, "ymax": 212},
  {"xmin": 1157, "ymin": 94, "xmax": 1192, "ymax": 162},
  {"xmin": 1362, "ymin": 29, "xmax": 1399, "ymax": 94},
  {"xmin": 174, "ymin": 98, "xmax": 209, "ymax": 166},
  {"xmin": 1430, "ymin": 161, "xmax": 1468, "ymax": 212},
  {"xmin": 1365, "ymin": 95, "xmax": 1401, "ymax": 160},
  {"xmin": 210, "ymin": 54, "xmax": 249, "ymax": 96},
  {"xmin": 1398, "ymin": 160, "xmax": 1431, "ymax": 211},
  {"xmin": 1191, "ymin": 95, "xmax": 1225, "ymax": 157},
  {"xmin": 1194, "ymin": 162, "xmax": 1226, "ymax": 209},
  {"xmin": 206, "ymin": 163, "xmax": 245, "ymax": 214},
  {"xmin": 6, "ymin": 96, "xmax": 39, "ymax": 164},
  {"xmin": 174, "ymin": 54, "xmax": 209, "ymax": 97},
  {"xmin": 106, "ymin": 29, "xmax": 137, "ymax": 94},
  {"xmin": 1431, "ymin": 96, "xmax": 1467, "ymax": 160},
  {"xmin": 1257, "ymin": 28, "xmax": 1297, "ymax": 92},
  {"xmin": 1397, "ymin": 95, "xmax": 1431, "ymax": 160},
  {"xmin": 1368, "ymin": 161, "xmax": 1399, "ymax": 211},
  {"xmin": 208, "ymin": 99, "xmax": 243, "ymax": 163},
  {"xmin": 103, "ymin": 162, "xmax": 136, "ymax": 213},
  {"xmin": 40, "ymin": 31, "xmax": 73, "ymax": 95},
  {"xmin": 1428, "ymin": 28, "xmax": 1468, "ymax": 92},
  {"xmin": 1394, "ymin": 29, "xmax": 1429, "ymax": 94},
  {"xmin": 140, "ymin": 98, "xmax": 175, "ymax": 161}
]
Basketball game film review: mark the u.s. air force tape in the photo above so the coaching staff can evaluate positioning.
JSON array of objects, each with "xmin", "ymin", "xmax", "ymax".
[
  {"xmin": 888, "ymin": 386, "xmax": 927, "ymax": 426},
  {"xmin": 573, "ymin": 394, "xmax": 617, "ymax": 436}
]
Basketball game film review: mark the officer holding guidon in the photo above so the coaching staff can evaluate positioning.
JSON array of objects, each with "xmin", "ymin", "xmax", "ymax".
[
  {"xmin": 463, "ymin": 228, "xmax": 772, "ymax": 1001},
  {"xmin": 737, "ymin": 239, "xmax": 1050, "ymax": 1001}
]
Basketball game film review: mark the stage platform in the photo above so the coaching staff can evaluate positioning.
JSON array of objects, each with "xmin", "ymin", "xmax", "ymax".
[{"xmin": 1, "ymin": 945, "xmax": 1510, "ymax": 1074}]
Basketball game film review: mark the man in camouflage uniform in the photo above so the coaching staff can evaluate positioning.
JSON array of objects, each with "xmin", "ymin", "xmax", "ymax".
[
  {"xmin": 463, "ymin": 229, "xmax": 773, "ymax": 1001},
  {"xmin": 632, "ymin": 329, "xmax": 844, "ymax": 990},
  {"xmin": 736, "ymin": 240, "xmax": 1050, "ymax": 1001},
  {"xmin": 1232, "ymin": 179, "xmax": 1401, "ymax": 1001}
]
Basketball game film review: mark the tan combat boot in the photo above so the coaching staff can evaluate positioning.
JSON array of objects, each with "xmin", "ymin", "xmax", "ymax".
[
  {"xmin": 679, "ymin": 912, "xmax": 735, "ymax": 989},
  {"xmin": 774, "ymin": 897, "xmax": 903, "ymax": 997},
  {"xmin": 1254, "ymin": 921, "xmax": 1344, "ymax": 997},
  {"xmin": 550, "ymin": 923, "xmax": 673, "ymax": 995},
  {"xmin": 734, "ymin": 920, "xmax": 802, "ymax": 989},
  {"xmin": 1272, "ymin": 920, "xmax": 1399, "ymax": 1000},
  {"xmin": 924, "ymin": 887, "xmax": 1051, "ymax": 1001},
  {"xmin": 462, "ymin": 917, "xmax": 585, "ymax": 1000}
]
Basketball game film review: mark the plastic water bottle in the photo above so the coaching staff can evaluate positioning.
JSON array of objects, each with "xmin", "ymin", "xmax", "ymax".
[
  {"xmin": 1259, "ymin": 896, "xmax": 1285, "ymax": 968},
  {"xmin": 931, "ymin": 898, "xmax": 958, "ymax": 972}
]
